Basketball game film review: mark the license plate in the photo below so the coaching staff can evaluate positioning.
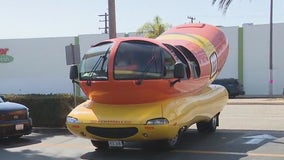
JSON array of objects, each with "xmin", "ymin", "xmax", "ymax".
[
  {"xmin": 15, "ymin": 124, "xmax": 24, "ymax": 130},
  {"xmin": 108, "ymin": 141, "xmax": 123, "ymax": 147}
]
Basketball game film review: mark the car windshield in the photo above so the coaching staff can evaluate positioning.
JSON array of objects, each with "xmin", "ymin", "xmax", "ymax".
[
  {"xmin": 114, "ymin": 40, "xmax": 175, "ymax": 80},
  {"xmin": 80, "ymin": 42, "xmax": 113, "ymax": 80}
]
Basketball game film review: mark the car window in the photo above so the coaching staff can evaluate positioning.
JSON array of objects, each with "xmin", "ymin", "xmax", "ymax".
[{"xmin": 114, "ymin": 40, "xmax": 175, "ymax": 80}]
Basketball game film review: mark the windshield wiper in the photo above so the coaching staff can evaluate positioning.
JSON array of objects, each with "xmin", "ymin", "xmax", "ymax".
[
  {"xmin": 86, "ymin": 48, "xmax": 110, "ymax": 86},
  {"xmin": 86, "ymin": 56, "xmax": 103, "ymax": 86}
]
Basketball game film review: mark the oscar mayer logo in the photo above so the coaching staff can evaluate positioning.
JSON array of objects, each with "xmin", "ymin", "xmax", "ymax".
[{"xmin": 0, "ymin": 48, "xmax": 14, "ymax": 63}]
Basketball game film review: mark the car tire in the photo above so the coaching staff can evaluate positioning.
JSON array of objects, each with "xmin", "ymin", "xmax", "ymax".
[
  {"xmin": 160, "ymin": 126, "xmax": 186, "ymax": 149},
  {"xmin": 91, "ymin": 140, "xmax": 109, "ymax": 151},
  {"xmin": 197, "ymin": 114, "xmax": 219, "ymax": 133}
]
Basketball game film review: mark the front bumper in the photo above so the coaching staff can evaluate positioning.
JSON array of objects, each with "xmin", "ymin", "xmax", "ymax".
[
  {"xmin": 0, "ymin": 118, "xmax": 32, "ymax": 138},
  {"xmin": 66, "ymin": 123, "xmax": 179, "ymax": 141}
]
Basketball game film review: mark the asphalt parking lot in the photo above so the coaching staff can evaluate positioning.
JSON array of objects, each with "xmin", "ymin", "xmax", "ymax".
[{"xmin": 1, "ymin": 98, "xmax": 284, "ymax": 160}]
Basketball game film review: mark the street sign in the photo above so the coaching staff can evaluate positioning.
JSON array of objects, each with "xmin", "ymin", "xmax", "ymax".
[{"xmin": 65, "ymin": 44, "xmax": 80, "ymax": 65}]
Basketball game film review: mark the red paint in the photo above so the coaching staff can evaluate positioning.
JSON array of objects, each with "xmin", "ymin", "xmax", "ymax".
[
  {"xmin": 0, "ymin": 48, "xmax": 9, "ymax": 55},
  {"xmin": 79, "ymin": 24, "xmax": 229, "ymax": 104},
  {"xmin": 145, "ymin": 126, "xmax": 154, "ymax": 130}
]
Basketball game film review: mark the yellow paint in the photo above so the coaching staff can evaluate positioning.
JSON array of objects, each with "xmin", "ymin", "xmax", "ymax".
[
  {"xmin": 66, "ymin": 85, "xmax": 228, "ymax": 141},
  {"xmin": 157, "ymin": 33, "xmax": 216, "ymax": 57}
]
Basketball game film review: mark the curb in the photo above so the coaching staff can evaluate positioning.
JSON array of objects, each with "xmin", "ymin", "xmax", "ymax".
[{"xmin": 227, "ymin": 98, "xmax": 284, "ymax": 105}]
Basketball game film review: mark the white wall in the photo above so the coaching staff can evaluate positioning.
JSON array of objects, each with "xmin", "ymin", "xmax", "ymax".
[
  {"xmin": 0, "ymin": 37, "xmax": 75, "ymax": 94},
  {"xmin": 243, "ymin": 23, "xmax": 284, "ymax": 95},
  {"xmin": 78, "ymin": 34, "xmax": 110, "ymax": 58},
  {"xmin": 243, "ymin": 24, "xmax": 269, "ymax": 95},
  {"xmin": 271, "ymin": 23, "xmax": 284, "ymax": 95},
  {"xmin": 1, "ymin": 23, "xmax": 283, "ymax": 96},
  {"xmin": 219, "ymin": 26, "xmax": 239, "ymax": 79}
]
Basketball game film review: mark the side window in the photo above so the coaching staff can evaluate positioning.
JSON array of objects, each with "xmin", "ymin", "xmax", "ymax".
[
  {"xmin": 175, "ymin": 45, "xmax": 201, "ymax": 78},
  {"xmin": 80, "ymin": 42, "xmax": 113, "ymax": 80},
  {"xmin": 190, "ymin": 62, "xmax": 199, "ymax": 79},
  {"xmin": 210, "ymin": 52, "xmax": 218, "ymax": 78},
  {"xmin": 163, "ymin": 43, "xmax": 190, "ymax": 79},
  {"xmin": 162, "ymin": 50, "xmax": 175, "ymax": 79},
  {"xmin": 114, "ymin": 41, "xmax": 164, "ymax": 80}
]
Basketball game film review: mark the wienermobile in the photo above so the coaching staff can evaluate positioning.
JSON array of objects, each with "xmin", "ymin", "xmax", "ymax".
[{"xmin": 66, "ymin": 23, "xmax": 229, "ymax": 150}]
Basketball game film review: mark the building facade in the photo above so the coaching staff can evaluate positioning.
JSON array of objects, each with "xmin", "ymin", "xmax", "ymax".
[{"xmin": 1, "ymin": 23, "xmax": 283, "ymax": 96}]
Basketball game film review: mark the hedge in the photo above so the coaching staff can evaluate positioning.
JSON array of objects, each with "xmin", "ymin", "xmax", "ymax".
[{"xmin": 4, "ymin": 94, "xmax": 86, "ymax": 127}]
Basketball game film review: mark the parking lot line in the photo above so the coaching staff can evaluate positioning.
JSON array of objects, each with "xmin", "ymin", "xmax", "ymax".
[{"xmin": 173, "ymin": 149, "xmax": 284, "ymax": 158}]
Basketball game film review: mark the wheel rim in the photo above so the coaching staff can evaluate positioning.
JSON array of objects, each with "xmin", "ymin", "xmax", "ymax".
[
  {"xmin": 211, "ymin": 116, "xmax": 217, "ymax": 128},
  {"xmin": 168, "ymin": 135, "xmax": 178, "ymax": 146},
  {"xmin": 168, "ymin": 127, "xmax": 185, "ymax": 146}
]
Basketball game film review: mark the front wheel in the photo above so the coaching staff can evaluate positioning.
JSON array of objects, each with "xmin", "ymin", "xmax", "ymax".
[
  {"xmin": 197, "ymin": 114, "xmax": 219, "ymax": 133},
  {"xmin": 91, "ymin": 140, "xmax": 109, "ymax": 151},
  {"xmin": 160, "ymin": 126, "xmax": 186, "ymax": 149}
]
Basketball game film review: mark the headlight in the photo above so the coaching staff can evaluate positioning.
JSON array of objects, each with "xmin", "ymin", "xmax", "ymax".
[
  {"xmin": 25, "ymin": 108, "xmax": 31, "ymax": 118},
  {"xmin": 146, "ymin": 118, "xmax": 169, "ymax": 125},
  {"xmin": 66, "ymin": 116, "xmax": 79, "ymax": 124},
  {"xmin": 27, "ymin": 109, "xmax": 30, "ymax": 118}
]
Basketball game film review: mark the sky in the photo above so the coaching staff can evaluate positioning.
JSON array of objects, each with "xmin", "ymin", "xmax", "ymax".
[{"xmin": 0, "ymin": 0, "xmax": 283, "ymax": 39}]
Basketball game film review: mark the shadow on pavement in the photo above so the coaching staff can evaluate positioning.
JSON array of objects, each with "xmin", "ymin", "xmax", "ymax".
[
  {"xmin": 81, "ymin": 129, "xmax": 284, "ymax": 160},
  {"xmin": 1, "ymin": 128, "xmax": 283, "ymax": 160},
  {"xmin": 0, "ymin": 128, "xmax": 69, "ymax": 148},
  {"xmin": 0, "ymin": 128, "xmax": 74, "ymax": 160},
  {"xmin": 0, "ymin": 149, "xmax": 75, "ymax": 160}
]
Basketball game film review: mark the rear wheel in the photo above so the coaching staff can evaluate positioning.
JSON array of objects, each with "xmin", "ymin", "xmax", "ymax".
[
  {"xmin": 91, "ymin": 140, "xmax": 109, "ymax": 151},
  {"xmin": 197, "ymin": 114, "xmax": 219, "ymax": 133}
]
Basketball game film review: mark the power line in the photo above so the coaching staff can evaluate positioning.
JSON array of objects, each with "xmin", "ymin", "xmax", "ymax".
[
  {"xmin": 187, "ymin": 16, "xmax": 196, "ymax": 23},
  {"xmin": 98, "ymin": 12, "xmax": 108, "ymax": 34}
]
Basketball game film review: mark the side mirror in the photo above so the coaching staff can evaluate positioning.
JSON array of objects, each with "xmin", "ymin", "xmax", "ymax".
[
  {"xmin": 170, "ymin": 62, "xmax": 185, "ymax": 87},
  {"xmin": 174, "ymin": 62, "xmax": 185, "ymax": 79},
  {"xmin": 69, "ymin": 65, "xmax": 78, "ymax": 80}
]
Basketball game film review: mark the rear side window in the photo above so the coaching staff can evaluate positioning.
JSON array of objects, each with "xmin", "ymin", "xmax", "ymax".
[
  {"xmin": 176, "ymin": 45, "xmax": 201, "ymax": 78},
  {"xmin": 163, "ymin": 43, "xmax": 190, "ymax": 79}
]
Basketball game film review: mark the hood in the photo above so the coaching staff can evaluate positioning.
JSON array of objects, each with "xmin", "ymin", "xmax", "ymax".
[
  {"xmin": 68, "ymin": 100, "xmax": 163, "ymax": 125},
  {"xmin": 0, "ymin": 102, "xmax": 28, "ymax": 113}
]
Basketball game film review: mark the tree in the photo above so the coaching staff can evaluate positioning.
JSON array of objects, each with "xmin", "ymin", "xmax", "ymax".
[
  {"xmin": 212, "ymin": 0, "xmax": 233, "ymax": 14},
  {"xmin": 137, "ymin": 16, "xmax": 172, "ymax": 38}
]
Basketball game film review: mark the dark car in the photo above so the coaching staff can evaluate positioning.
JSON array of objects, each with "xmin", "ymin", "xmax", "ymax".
[
  {"xmin": 0, "ymin": 96, "xmax": 32, "ymax": 139},
  {"xmin": 212, "ymin": 78, "xmax": 245, "ymax": 98}
]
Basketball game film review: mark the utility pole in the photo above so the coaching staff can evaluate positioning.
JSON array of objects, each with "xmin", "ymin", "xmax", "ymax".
[
  {"xmin": 98, "ymin": 12, "xmax": 108, "ymax": 34},
  {"xmin": 187, "ymin": 16, "xmax": 196, "ymax": 23},
  {"xmin": 269, "ymin": 0, "xmax": 273, "ymax": 96},
  {"xmin": 108, "ymin": 0, "xmax": 117, "ymax": 38}
]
